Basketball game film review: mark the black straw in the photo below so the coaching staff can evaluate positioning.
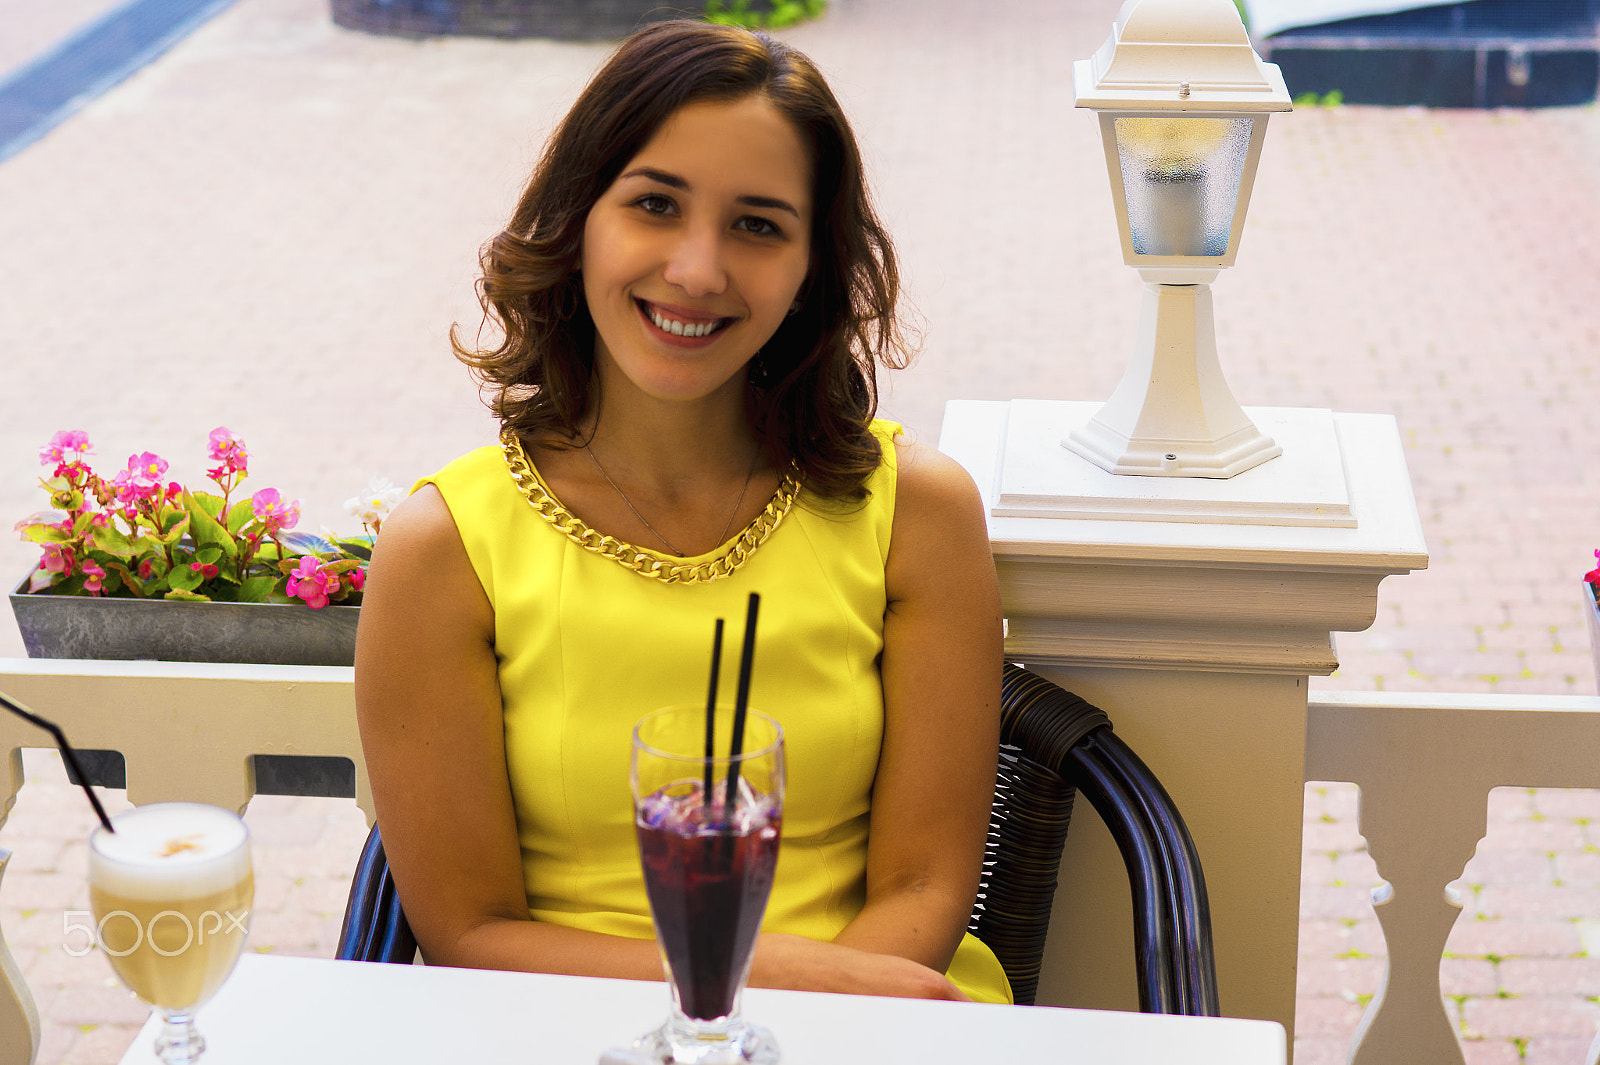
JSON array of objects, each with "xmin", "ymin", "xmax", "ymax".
[
  {"xmin": 0, "ymin": 690, "xmax": 115, "ymax": 833},
  {"xmin": 724, "ymin": 593, "xmax": 761, "ymax": 808},
  {"xmin": 703, "ymin": 618, "xmax": 724, "ymax": 803}
]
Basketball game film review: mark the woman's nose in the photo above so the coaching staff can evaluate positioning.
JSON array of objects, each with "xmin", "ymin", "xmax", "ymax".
[{"xmin": 661, "ymin": 226, "xmax": 727, "ymax": 297}]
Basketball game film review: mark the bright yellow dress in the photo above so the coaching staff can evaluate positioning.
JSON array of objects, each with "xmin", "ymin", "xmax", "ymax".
[{"xmin": 419, "ymin": 419, "xmax": 1011, "ymax": 1004}]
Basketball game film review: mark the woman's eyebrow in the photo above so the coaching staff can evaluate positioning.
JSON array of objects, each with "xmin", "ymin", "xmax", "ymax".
[{"xmin": 619, "ymin": 167, "xmax": 801, "ymax": 219}]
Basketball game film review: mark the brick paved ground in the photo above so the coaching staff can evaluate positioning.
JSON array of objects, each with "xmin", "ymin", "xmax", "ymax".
[{"xmin": 0, "ymin": 0, "xmax": 1597, "ymax": 1062}]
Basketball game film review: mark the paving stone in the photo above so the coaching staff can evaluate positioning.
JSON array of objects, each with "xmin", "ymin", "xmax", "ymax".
[
  {"xmin": 1295, "ymin": 956, "xmax": 1385, "ymax": 997},
  {"xmin": 1524, "ymin": 1036, "xmax": 1600, "ymax": 1065},
  {"xmin": 1555, "ymin": 851, "xmax": 1600, "ymax": 886},
  {"xmin": 1461, "ymin": 850, "xmax": 1559, "ymax": 888},
  {"xmin": 1294, "ymin": 993, "xmax": 1366, "ymax": 1037},
  {"xmin": 1463, "ymin": 996, "xmax": 1600, "ymax": 1039},
  {"xmin": 1460, "ymin": 1039, "xmax": 1525, "ymax": 1065},
  {"xmin": 62, "ymin": 1022, "xmax": 143, "ymax": 1065},
  {"xmin": 1534, "ymin": 790, "xmax": 1600, "ymax": 821},
  {"xmin": 1498, "ymin": 958, "xmax": 1600, "ymax": 997},
  {"xmin": 1477, "ymin": 886, "xmax": 1600, "ymax": 922},
  {"xmin": 1441, "ymin": 957, "xmax": 1500, "ymax": 997},
  {"xmin": 1445, "ymin": 920, "xmax": 1583, "ymax": 959},
  {"xmin": 1290, "ymin": 1037, "xmax": 1353, "ymax": 1065},
  {"xmin": 47, "ymin": 982, "xmax": 152, "ymax": 1026}
]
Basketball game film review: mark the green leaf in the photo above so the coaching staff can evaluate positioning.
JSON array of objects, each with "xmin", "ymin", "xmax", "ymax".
[
  {"xmin": 163, "ymin": 588, "xmax": 211, "ymax": 602},
  {"xmin": 195, "ymin": 546, "xmax": 223, "ymax": 566},
  {"xmin": 236, "ymin": 575, "xmax": 279, "ymax": 603},
  {"xmin": 22, "ymin": 524, "xmax": 70, "ymax": 544},
  {"xmin": 182, "ymin": 489, "xmax": 236, "ymax": 554},
  {"xmin": 101, "ymin": 561, "xmax": 149, "ymax": 598},
  {"xmin": 331, "ymin": 536, "xmax": 373, "ymax": 561},
  {"xmin": 321, "ymin": 558, "xmax": 364, "ymax": 576},
  {"xmin": 226, "ymin": 498, "xmax": 256, "ymax": 536},
  {"xmin": 167, "ymin": 563, "xmax": 204, "ymax": 593},
  {"xmin": 87, "ymin": 524, "xmax": 135, "ymax": 559},
  {"xmin": 154, "ymin": 514, "xmax": 191, "ymax": 545},
  {"xmin": 190, "ymin": 491, "xmax": 226, "ymax": 520}
]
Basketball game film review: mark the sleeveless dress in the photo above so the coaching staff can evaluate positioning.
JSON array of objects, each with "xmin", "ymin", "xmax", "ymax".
[{"xmin": 418, "ymin": 419, "xmax": 1011, "ymax": 1004}]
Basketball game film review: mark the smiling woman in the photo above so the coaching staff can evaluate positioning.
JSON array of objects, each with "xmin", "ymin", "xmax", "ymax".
[
  {"xmin": 351, "ymin": 19, "xmax": 1012, "ymax": 1025},
  {"xmin": 580, "ymin": 96, "xmax": 813, "ymax": 414}
]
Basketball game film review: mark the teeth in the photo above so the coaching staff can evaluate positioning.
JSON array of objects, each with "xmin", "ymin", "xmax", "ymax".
[{"xmin": 649, "ymin": 306, "xmax": 719, "ymax": 338}]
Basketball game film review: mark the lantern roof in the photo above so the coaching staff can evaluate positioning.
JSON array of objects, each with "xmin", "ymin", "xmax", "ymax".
[{"xmin": 1074, "ymin": 0, "xmax": 1293, "ymax": 112}]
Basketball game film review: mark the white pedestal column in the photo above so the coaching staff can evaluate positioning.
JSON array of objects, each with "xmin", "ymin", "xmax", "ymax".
[{"xmin": 940, "ymin": 399, "xmax": 1428, "ymax": 1041}]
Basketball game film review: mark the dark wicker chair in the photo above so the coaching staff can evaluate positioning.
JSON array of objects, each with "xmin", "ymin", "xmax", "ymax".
[
  {"xmin": 337, "ymin": 664, "xmax": 1219, "ymax": 1015},
  {"xmin": 975, "ymin": 663, "xmax": 1219, "ymax": 1013}
]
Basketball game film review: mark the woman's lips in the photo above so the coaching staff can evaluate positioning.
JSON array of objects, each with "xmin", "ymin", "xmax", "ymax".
[{"xmin": 636, "ymin": 298, "xmax": 733, "ymax": 339}]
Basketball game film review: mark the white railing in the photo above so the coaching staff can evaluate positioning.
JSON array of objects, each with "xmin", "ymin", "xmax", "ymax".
[
  {"xmin": 1306, "ymin": 689, "xmax": 1600, "ymax": 1065},
  {"xmin": 3, "ymin": 658, "xmax": 1599, "ymax": 1065},
  {"xmin": 0, "ymin": 658, "xmax": 369, "ymax": 1065}
]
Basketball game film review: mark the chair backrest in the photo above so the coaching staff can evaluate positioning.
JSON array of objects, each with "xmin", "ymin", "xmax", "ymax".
[
  {"xmin": 336, "ymin": 664, "xmax": 1219, "ymax": 1014},
  {"xmin": 335, "ymin": 826, "xmax": 417, "ymax": 964},
  {"xmin": 971, "ymin": 664, "xmax": 1219, "ymax": 1013}
]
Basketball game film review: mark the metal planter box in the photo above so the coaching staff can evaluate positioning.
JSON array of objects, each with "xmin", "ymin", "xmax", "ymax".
[
  {"xmin": 10, "ymin": 579, "xmax": 358, "ymax": 666},
  {"xmin": 9, "ymin": 577, "xmax": 360, "ymax": 797}
]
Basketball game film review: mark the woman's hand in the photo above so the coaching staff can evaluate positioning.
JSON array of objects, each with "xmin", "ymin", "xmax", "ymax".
[{"xmin": 748, "ymin": 933, "xmax": 969, "ymax": 1001}]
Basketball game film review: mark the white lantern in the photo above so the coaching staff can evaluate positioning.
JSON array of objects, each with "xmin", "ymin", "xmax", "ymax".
[{"xmin": 1066, "ymin": 0, "xmax": 1292, "ymax": 478}]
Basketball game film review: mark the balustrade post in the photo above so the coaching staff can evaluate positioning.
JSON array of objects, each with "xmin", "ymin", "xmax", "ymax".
[{"xmin": 940, "ymin": 399, "xmax": 1428, "ymax": 1045}]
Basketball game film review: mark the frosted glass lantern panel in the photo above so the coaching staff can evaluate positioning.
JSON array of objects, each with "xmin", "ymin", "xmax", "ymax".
[{"xmin": 1113, "ymin": 115, "xmax": 1253, "ymax": 257}]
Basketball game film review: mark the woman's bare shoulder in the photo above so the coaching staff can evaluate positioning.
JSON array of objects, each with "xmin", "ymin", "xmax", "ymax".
[{"xmin": 888, "ymin": 434, "xmax": 985, "ymax": 524}]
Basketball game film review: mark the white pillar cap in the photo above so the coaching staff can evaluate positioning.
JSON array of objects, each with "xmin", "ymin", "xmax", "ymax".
[{"xmin": 1075, "ymin": 0, "xmax": 1293, "ymax": 111}]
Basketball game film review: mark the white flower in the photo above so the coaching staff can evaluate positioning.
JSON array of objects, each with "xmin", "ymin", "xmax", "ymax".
[{"xmin": 345, "ymin": 475, "xmax": 404, "ymax": 526}]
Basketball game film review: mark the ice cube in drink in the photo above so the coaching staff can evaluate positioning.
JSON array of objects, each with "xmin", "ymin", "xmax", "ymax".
[
  {"xmin": 636, "ymin": 780, "xmax": 780, "ymax": 1022},
  {"xmin": 89, "ymin": 803, "xmax": 254, "ymax": 1012}
]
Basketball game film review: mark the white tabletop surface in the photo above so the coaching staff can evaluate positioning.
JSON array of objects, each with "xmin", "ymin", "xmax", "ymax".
[{"xmin": 117, "ymin": 953, "xmax": 1287, "ymax": 1064}]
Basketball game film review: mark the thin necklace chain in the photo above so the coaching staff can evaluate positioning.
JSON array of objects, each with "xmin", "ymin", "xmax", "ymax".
[{"xmin": 584, "ymin": 444, "xmax": 757, "ymax": 558}]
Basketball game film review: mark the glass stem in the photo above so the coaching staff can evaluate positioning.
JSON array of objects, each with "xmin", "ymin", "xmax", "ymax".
[{"xmin": 155, "ymin": 1008, "xmax": 206, "ymax": 1064}]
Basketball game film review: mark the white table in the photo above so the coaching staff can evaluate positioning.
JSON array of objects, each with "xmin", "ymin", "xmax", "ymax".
[{"xmin": 118, "ymin": 953, "xmax": 1286, "ymax": 1064}]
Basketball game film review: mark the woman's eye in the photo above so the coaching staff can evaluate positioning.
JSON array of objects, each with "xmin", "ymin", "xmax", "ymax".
[
  {"xmin": 633, "ymin": 194, "xmax": 675, "ymax": 215},
  {"xmin": 736, "ymin": 216, "xmax": 781, "ymax": 237}
]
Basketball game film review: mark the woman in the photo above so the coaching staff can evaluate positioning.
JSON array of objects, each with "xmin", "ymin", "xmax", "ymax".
[{"xmin": 353, "ymin": 20, "xmax": 1008, "ymax": 1004}]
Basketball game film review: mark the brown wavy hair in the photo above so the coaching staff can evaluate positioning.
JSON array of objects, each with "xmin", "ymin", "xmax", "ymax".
[{"xmin": 451, "ymin": 19, "xmax": 908, "ymax": 499}]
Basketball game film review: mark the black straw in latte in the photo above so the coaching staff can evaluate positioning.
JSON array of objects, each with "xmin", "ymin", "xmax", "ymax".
[
  {"xmin": 703, "ymin": 618, "xmax": 725, "ymax": 801},
  {"xmin": 724, "ymin": 593, "xmax": 761, "ymax": 810},
  {"xmin": 0, "ymin": 690, "xmax": 115, "ymax": 833}
]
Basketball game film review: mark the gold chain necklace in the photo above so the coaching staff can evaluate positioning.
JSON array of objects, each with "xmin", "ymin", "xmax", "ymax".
[
  {"xmin": 499, "ymin": 428, "xmax": 800, "ymax": 585},
  {"xmin": 584, "ymin": 443, "xmax": 755, "ymax": 558}
]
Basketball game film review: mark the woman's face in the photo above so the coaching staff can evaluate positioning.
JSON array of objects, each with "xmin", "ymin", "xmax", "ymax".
[{"xmin": 581, "ymin": 94, "xmax": 813, "ymax": 410}]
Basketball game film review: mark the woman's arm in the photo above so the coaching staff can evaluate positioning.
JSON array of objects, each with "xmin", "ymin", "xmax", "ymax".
[
  {"xmin": 354, "ymin": 485, "xmax": 665, "ymax": 980},
  {"xmin": 750, "ymin": 436, "xmax": 1002, "ymax": 999},
  {"xmin": 835, "ymin": 436, "xmax": 1003, "ymax": 968}
]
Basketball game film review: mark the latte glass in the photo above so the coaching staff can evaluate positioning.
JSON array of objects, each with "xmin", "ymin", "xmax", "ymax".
[{"xmin": 89, "ymin": 802, "xmax": 253, "ymax": 1064}]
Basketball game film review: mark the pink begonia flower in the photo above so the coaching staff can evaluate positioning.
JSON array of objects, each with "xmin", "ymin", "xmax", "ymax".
[
  {"xmin": 80, "ymin": 559, "xmax": 107, "ymax": 595},
  {"xmin": 189, "ymin": 561, "xmax": 220, "ymax": 580},
  {"xmin": 348, "ymin": 567, "xmax": 366, "ymax": 591},
  {"xmin": 39, "ymin": 430, "xmax": 92, "ymax": 467},
  {"xmin": 1586, "ymin": 549, "xmax": 1600, "ymax": 586},
  {"xmin": 41, "ymin": 542, "xmax": 74, "ymax": 575},
  {"xmin": 111, "ymin": 452, "xmax": 169, "ymax": 502},
  {"xmin": 250, "ymin": 488, "xmax": 300, "ymax": 533},
  {"xmin": 138, "ymin": 559, "xmax": 155, "ymax": 579},
  {"xmin": 286, "ymin": 556, "xmax": 338, "ymax": 610},
  {"xmin": 206, "ymin": 427, "xmax": 249, "ymax": 476}
]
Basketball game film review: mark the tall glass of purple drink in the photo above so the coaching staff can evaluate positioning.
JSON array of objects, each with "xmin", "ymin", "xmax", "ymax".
[{"xmin": 628, "ymin": 705, "xmax": 784, "ymax": 1065}]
